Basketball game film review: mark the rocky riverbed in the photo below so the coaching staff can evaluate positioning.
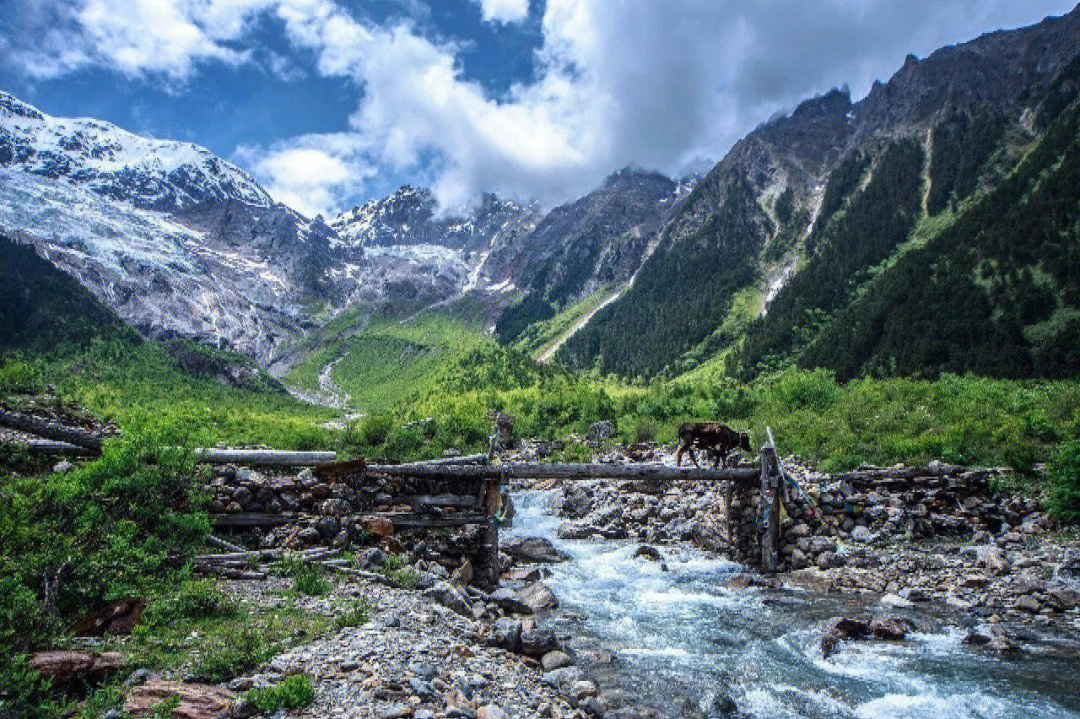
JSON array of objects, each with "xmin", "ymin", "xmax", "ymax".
[
  {"xmin": 531, "ymin": 443, "xmax": 1080, "ymax": 642},
  {"xmin": 217, "ymin": 574, "xmax": 592, "ymax": 719}
]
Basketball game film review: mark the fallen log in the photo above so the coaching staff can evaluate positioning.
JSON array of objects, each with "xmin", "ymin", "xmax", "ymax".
[
  {"xmin": 0, "ymin": 409, "xmax": 106, "ymax": 452},
  {"xmin": 367, "ymin": 461, "xmax": 760, "ymax": 483},
  {"xmin": 193, "ymin": 448, "xmax": 337, "ymax": 466},
  {"xmin": 207, "ymin": 535, "xmax": 246, "ymax": 553},
  {"xmin": 5, "ymin": 439, "xmax": 97, "ymax": 457},
  {"xmin": 365, "ymin": 511, "xmax": 489, "ymax": 527},
  {"xmin": 209, "ymin": 512, "xmax": 297, "ymax": 528},
  {"xmin": 408, "ymin": 453, "xmax": 490, "ymax": 466}
]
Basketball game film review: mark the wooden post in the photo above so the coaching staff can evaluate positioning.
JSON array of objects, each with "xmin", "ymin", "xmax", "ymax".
[
  {"xmin": 724, "ymin": 479, "xmax": 734, "ymax": 556},
  {"xmin": 760, "ymin": 437, "xmax": 780, "ymax": 574},
  {"xmin": 480, "ymin": 477, "xmax": 501, "ymax": 588}
]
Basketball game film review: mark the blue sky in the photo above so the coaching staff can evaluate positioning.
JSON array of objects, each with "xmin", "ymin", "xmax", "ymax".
[{"xmin": 1, "ymin": 0, "xmax": 1076, "ymax": 217}]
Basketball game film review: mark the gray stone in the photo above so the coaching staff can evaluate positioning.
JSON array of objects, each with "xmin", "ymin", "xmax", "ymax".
[
  {"xmin": 587, "ymin": 421, "xmax": 616, "ymax": 443},
  {"xmin": 519, "ymin": 581, "xmax": 559, "ymax": 612},
  {"xmin": 492, "ymin": 617, "xmax": 522, "ymax": 652},
  {"xmin": 542, "ymin": 665, "xmax": 583, "ymax": 692},
  {"xmin": 520, "ymin": 627, "xmax": 558, "ymax": 657},
  {"xmin": 423, "ymin": 581, "xmax": 473, "ymax": 617},
  {"xmin": 501, "ymin": 536, "xmax": 569, "ymax": 564},
  {"xmin": 541, "ymin": 650, "xmax": 572, "ymax": 671},
  {"xmin": 488, "ymin": 588, "xmax": 533, "ymax": 614}
]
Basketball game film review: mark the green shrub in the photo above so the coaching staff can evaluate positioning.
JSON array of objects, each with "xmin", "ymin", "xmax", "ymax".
[
  {"xmin": 0, "ymin": 359, "xmax": 44, "ymax": 394},
  {"xmin": 0, "ymin": 432, "xmax": 208, "ymax": 654},
  {"xmin": 377, "ymin": 554, "xmax": 420, "ymax": 589},
  {"xmin": 356, "ymin": 413, "xmax": 393, "ymax": 447},
  {"xmin": 190, "ymin": 623, "xmax": 272, "ymax": 682},
  {"xmin": 1048, "ymin": 440, "xmax": 1080, "ymax": 523},
  {"xmin": 246, "ymin": 674, "xmax": 315, "ymax": 713},
  {"xmin": 274, "ymin": 556, "xmax": 331, "ymax": 597},
  {"xmin": 143, "ymin": 579, "xmax": 238, "ymax": 626},
  {"xmin": 334, "ymin": 598, "xmax": 371, "ymax": 629}
]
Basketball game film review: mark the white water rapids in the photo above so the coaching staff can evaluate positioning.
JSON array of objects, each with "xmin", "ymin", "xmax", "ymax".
[{"xmin": 506, "ymin": 490, "xmax": 1080, "ymax": 719}]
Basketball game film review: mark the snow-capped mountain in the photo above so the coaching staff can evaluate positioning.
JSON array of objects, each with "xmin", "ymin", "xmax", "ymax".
[
  {"xmin": 0, "ymin": 91, "xmax": 271, "ymax": 212},
  {"xmin": 328, "ymin": 186, "xmax": 541, "ymax": 309},
  {"xmin": 0, "ymin": 92, "xmax": 320, "ymax": 362}
]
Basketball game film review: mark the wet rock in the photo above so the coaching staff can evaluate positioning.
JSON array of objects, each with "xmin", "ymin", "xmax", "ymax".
[
  {"xmin": 542, "ymin": 665, "xmax": 583, "ymax": 692},
  {"xmin": 820, "ymin": 617, "xmax": 869, "ymax": 658},
  {"xmin": 571, "ymin": 680, "xmax": 598, "ymax": 703},
  {"xmin": 974, "ymin": 544, "xmax": 1010, "ymax": 574},
  {"xmin": 709, "ymin": 692, "xmax": 739, "ymax": 716},
  {"xmin": 869, "ymin": 617, "xmax": 908, "ymax": 641},
  {"xmin": 518, "ymin": 581, "xmax": 559, "ymax": 612},
  {"xmin": 489, "ymin": 587, "xmax": 534, "ymax": 614},
  {"xmin": 632, "ymin": 545, "xmax": 663, "ymax": 562},
  {"xmin": 521, "ymin": 627, "xmax": 559, "ymax": 657},
  {"xmin": 557, "ymin": 522, "xmax": 596, "ymax": 540},
  {"xmin": 492, "ymin": 617, "xmax": 522, "ymax": 652},
  {"xmin": 502, "ymin": 536, "xmax": 569, "ymax": 564},
  {"xmin": 503, "ymin": 566, "xmax": 547, "ymax": 583},
  {"xmin": 879, "ymin": 593, "xmax": 914, "ymax": 608}
]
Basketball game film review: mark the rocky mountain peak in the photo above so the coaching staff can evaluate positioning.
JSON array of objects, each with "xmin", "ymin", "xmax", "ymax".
[{"xmin": 0, "ymin": 92, "xmax": 272, "ymax": 212}]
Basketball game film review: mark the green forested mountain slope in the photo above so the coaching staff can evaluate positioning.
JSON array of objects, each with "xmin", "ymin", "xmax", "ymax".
[
  {"xmin": 557, "ymin": 171, "xmax": 772, "ymax": 377},
  {"xmin": 533, "ymin": 8, "xmax": 1080, "ymax": 382},
  {"xmin": 797, "ymin": 96, "xmax": 1080, "ymax": 380},
  {"xmin": 0, "ymin": 235, "xmax": 138, "ymax": 353}
]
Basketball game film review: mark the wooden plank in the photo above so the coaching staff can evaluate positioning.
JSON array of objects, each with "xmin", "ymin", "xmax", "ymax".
[
  {"xmin": 366, "ymin": 511, "xmax": 488, "ymax": 527},
  {"xmin": 209, "ymin": 512, "xmax": 297, "ymax": 528},
  {"xmin": 0, "ymin": 409, "xmax": 105, "ymax": 452},
  {"xmin": 406, "ymin": 493, "xmax": 479, "ymax": 509},
  {"xmin": 194, "ymin": 448, "xmax": 337, "ymax": 467},
  {"xmin": 366, "ymin": 462, "xmax": 758, "ymax": 483},
  {"xmin": 406, "ymin": 453, "xmax": 489, "ymax": 466}
]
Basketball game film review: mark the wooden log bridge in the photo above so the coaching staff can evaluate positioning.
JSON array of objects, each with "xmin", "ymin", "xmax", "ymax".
[{"xmin": 366, "ymin": 462, "xmax": 760, "ymax": 483}]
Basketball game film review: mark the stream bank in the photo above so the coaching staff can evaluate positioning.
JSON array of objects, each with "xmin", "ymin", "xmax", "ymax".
[{"xmin": 509, "ymin": 489, "xmax": 1080, "ymax": 719}]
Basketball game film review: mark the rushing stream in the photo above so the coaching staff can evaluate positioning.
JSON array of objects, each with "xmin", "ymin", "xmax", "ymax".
[{"xmin": 506, "ymin": 490, "xmax": 1080, "ymax": 719}]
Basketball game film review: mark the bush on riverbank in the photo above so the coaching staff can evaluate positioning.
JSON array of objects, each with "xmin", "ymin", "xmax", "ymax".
[
  {"xmin": 352, "ymin": 366, "xmax": 1080, "ymax": 474},
  {"xmin": 1048, "ymin": 440, "xmax": 1080, "ymax": 523}
]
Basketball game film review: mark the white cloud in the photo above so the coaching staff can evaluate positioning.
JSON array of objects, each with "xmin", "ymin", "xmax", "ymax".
[
  {"xmin": 474, "ymin": 0, "xmax": 529, "ymax": 24},
  {"xmin": 5, "ymin": 0, "xmax": 1076, "ymax": 215},
  {"xmin": 236, "ymin": 132, "xmax": 375, "ymax": 218}
]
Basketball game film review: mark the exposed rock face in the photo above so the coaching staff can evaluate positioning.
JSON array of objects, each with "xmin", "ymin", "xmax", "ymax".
[
  {"xmin": 125, "ymin": 680, "xmax": 234, "ymax": 719},
  {"xmin": 28, "ymin": 651, "xmax": 124, "ymax": 685}
]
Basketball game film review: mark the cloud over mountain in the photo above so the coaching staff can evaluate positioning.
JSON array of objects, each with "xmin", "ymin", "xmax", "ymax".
[{"xmin": 3, "ymin": 0, "xmax": 1074, "ymax": 216}]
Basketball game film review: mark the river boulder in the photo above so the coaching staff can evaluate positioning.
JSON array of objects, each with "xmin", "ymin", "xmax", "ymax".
[{"xmin": 502, "ymin": 536, "xmax": 569, "ymax": 564}]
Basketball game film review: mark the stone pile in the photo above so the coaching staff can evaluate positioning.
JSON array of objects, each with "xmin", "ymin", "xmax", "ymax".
[
  {"xmin": 548, "ymin": 461, "xmax": 1055, "ymax": 573},
  {"xmin": 203, "ymin": 465, "xmax": 494, "ymax": 588}
]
